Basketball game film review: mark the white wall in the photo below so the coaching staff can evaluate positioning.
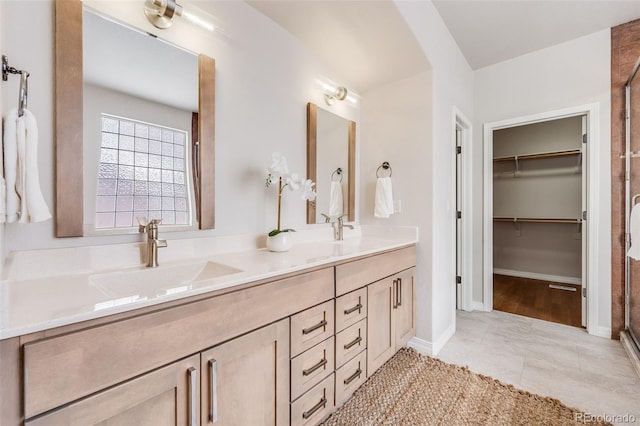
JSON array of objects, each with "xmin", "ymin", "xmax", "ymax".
[
  {"xmin": 0, "ymin": 0, "xmax": 6, "ymax": 272},
  {"xmin": 474, "ymin": 29, "xmax": 612, "ymax": 333},
  {"xmin": 2, "ymin": 0, "xmax": 360, "ymax": 252},
  {"xmin": 390, "ymin": 0, "xmax": 474, "ymax": 352}
]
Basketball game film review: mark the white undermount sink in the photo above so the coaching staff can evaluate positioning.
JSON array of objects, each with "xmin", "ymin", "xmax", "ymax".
[{"xmin": 90, "ymin": 261, "xmax": 243, "ymax": 298}]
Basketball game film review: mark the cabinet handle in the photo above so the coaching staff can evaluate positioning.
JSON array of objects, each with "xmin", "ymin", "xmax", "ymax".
[
  {"xmin": 398, "ymin": 277, "xmax": 402, "ymax": 307},
  {"xmin": 392, "ymin": 279, "xmax": 398, "ymax": 309},
  {"xmin": 209, "ymin": 359, "xmax": 218, "ymax": 423},
  {"xmin": 188, "ymin": 367, "xmax": 197, "ymax": 426},
  {"xmin": 302, "ymin": 396, "xmax": 327, "ymax": 420},
  {"xmin": 302, "ymin": 357, "xmax": 328, "ymax": 376},
  {"xmin": 302, "ymin": 319, "xmax": 327, "ymax": 335},
  {"xmin": 343, "ymin": 335, "xmax": 362, "ymax": 350},
  {"xmin": 344, "ymin": 368, "xmax": 362, "ymax": 385},
  {"xmin": 344, "ymin": 303, "xmax": 363, "ymax": 315}
]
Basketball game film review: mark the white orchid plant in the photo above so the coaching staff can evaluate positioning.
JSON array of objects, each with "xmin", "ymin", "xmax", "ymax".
[{"xmin": 266, "ymin": 152, "xmax": 316, "ymax": 237}]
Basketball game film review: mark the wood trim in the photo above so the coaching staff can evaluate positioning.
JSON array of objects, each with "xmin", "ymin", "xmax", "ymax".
[
  {"xmin": 0, "ymin": 338, "xmax": 21, "ymax": 426},
  {"xmin": 198, "ymin": 55, "xmax": 215, "ymax": 229},
  {"xmin": 307, "ymin": 103, "xmax": 317, "ymax": 224},
  {"xmin": 493, "ymin": 149, "xmax": 581, "ymax": 162},
  {"xmin": 55, "ymin": 0, "xmax": 83, "ymax": 237},
  {"xmin": 348, "ymin": 120, "xmax": 356, "ymax": 222}
]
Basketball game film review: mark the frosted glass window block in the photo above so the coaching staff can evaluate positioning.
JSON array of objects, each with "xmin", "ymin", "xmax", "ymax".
[
  {"xmin": 117, "ymin": 179, "xmax": 134, "ymax": 195},
  {"xmin": 134, "ymin": 196, "xmax": 149, "ymax": 210},
  {"xmin": 135, "ymin": 138, "xmax": 149, "ymax": 153},
  {"xmin": 149, "ymin": 126, "xmax": 161, "ymax": 141},
  {"xmin": 161, "ymin": 197, "xmax": 175, "ymax": 210},
  {"xmin": 149, "ymin": 196, "xmax": 162, "ymax": 210},
  {"xmin": 116, "ymin": 211, "xmax": 134, "ymax": 227},
  {"xmin": 118, "ymin": 165, "xmax": 135, "ymax": 180},
  {"xmin": 173, "ymin": 131, "xmax": 185, "ymax": 145},
  {"xmin": 174, "ymin": 171, "xmax": 185, "ymax": 185},
  {"xmin": 97, "ymin": 179, "xmax": 117, "ymax": 195},
  {"xmin": 176, "ymin": 212, "xmax": 188, "ymax": 224},
  {"xmin": 162, "ymin": 210, "xmax": 176, "ymax": 225},
  {"xmin": 135, "ymin": 166, "xmax": 148, "ymax": 181},
  {"xmin": 96, "ymin": 212, "xmax": 116, "ymax": 228},
  {"xmin": 149, "ymin": 181, "xmax": 162, "ymax": 196},
  {"xmin": 119, "ymin": 151, "xmax": 134, "ymax": 166},
  {"xmin": 134, "ymin": 152, "xmax": 149, "ymax": 167},
  {"xmin": 161, "ymin": 170, "xmax": 173, "ymax": 183},
  {"xmin": 175, "ymin": 158, "xmax": 185, "ymax": 172},
  {"xmin": 149, "ymin": 168, "xmax": 161, "ymax": 182},
  {"xmin": 96, "ymin": 196, "xmax": 116, "ymax": 212},
  {"xmin": 99, "ymin": 163, "xmax": 118, "ymax": 179},
  {"xmin": 162, "ymin": 183, "xmax": 175, "ymax": 196},
  {"xmin": 162, "ymin": 142, "xmax": 173, "ymax": 157},
  {"xmin": 149, "ymin": 210, "xmax": 162, "ymax": 220},
  {"xmin": 102, "ymin": 117, "xmax": 119, "ymax": 133},
  {"xmin": 135, "ymin": 123, "xmax": 149, "ymax": 138},
  {"xmin": 175, "ymin": 197, "xmax": 187, "ymax": 211},
  {"xmin": 119, "ymin": 135, "xmax": 135, "ymax": 151},
  {"xmin": 174, "ymin": 144, "xmax": 185, "ymax": 159},
  {"xmin": 174, "ymin": 184, "xmax": 186, "ymax": 197},
  {"xmin": 100, "ymin": 148, "xmax": 118, "ymax": 164},
  {"xmin": 119, "ymin": 120, "xmax": 135, "ymax": 136},
  {"xmin": 149, "ymin": 154, "xmax": 162, "ymax": 169},
  {"xmin": 116, "ymin": 195, "xmax": 134, "ymax": 211},
  {"xmin": 101, "ymin": 133, "xmax": 118, "ymax": 149},
  {"xmin": 161, "ymin": 128, "xmax": 173, "ymax": 143},
  {"xmin": 149, "ymin": 140, "xmax": 162, "ymax": 155},
  {"xmin": 162, "ymin": 156, "xmax": 173, "ymax": 170},
  {"xmin": 134, "ymin": 181, "xmax": 149, "ymax": 195}
]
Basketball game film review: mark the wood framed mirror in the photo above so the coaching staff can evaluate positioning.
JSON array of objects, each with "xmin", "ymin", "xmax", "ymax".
[
  {"xmin": 306, "ymin": 103, "xmax": 355, "ymax": 224},
  {"xmin": 55, "ymin": 0, "xmax": 215, "ymax": 237}
]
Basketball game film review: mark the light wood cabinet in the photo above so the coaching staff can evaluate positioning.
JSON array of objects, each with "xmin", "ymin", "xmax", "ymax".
[
  {"xmin": 25, "ymin": 355, "xmax": 200, "ymax": 426},
  {"xmin": 395, "ymin": 268, "xmax": 416, "ymax": 349},
  {"xmin": 200, "ymin": 319, "xmax": 289, "ymax": 426}
]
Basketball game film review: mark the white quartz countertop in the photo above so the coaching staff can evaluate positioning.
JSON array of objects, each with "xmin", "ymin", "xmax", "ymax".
[{"xmin": 0, "ymin": 226, "xmax": 417, "ymax": 339}]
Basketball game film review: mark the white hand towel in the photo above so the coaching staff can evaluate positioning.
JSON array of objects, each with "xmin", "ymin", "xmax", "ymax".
[
  {"xmin": 4, "ymin": 108, "xmax": 19, "ymax": 223},
  {"xmin": 374, "ymin": 176, "xmax": 393, "ymax": 218},
  {"xmin": 329, "ymin": 181, "xmax": 343, "ymax": 217},
  {"xmin": 0, "ymin": 176, "xmax": 6, "ymax": 224},
  {"xmin": 628, "ymin": 203, "xmax": 640, "ymax": 260}
]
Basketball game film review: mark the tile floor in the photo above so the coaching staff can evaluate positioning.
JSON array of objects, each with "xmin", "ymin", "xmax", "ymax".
[{"xmin": 435, "ymin": 310, "xmax": 640, "ymax": 425}]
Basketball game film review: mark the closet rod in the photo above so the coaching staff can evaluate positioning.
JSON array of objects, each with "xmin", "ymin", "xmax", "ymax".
[
  {"xmin": 493, "ymin": 149, "xmax": 581, "ymax": 162},
  {"xmin": 493, "ymin": 217, "xmax": 581, "ymax": 224}
]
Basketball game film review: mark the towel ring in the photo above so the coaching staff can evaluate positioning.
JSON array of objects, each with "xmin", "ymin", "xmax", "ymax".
[
  {"xmin": 331, "ymin": 168, "xmax": 343, "ymax": 183},
  {"xmin": 376, "ymin": 161, "xmax": 392, "ymax": 178},
  {"xmin": 633, "ymin": 194, "xmax": 640, "ymax": 205}
]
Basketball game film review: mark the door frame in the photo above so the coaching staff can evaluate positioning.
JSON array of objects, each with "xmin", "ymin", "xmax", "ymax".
[{"xmin": 482, "ymin": 103, "xmax": 600, "ymax": 335}]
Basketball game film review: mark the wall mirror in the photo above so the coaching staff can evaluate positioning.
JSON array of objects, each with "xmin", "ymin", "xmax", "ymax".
[
  {"xmin": 306, "ymin": 103, "xmax": 355, "ymax": 224},
  {"xmin": 55, "ymin": 0, "xmax": 215, "ymax": 237}
]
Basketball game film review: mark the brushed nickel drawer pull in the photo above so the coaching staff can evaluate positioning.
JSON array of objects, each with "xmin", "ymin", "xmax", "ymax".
[
  {"xmin": 302, "ymin": 396, "xmax": 327, "ymax": 419},
  {"xmin": 302, "ymin": 319, "xmax": 327, "ymax": 335},
  {"xmin": 392, "ymin": 279, "xmax": 398, "ymax": 309},
  {"xmin": 344, "ymin": 368, "xmax": 362, "ymax": 385},
  {"xmin": 343, "ymin": 336, "xmax": 362, "ymax": 350},
  {"xmin": 302, "ymin": 357, "xmax": 328, "ymax": 376},
  {"xmin": 344, "ymin": 303, "xmax": 363, "ymax": 315},
  {"xmin": 187, "ymin": 367, "xmax": 197, "ymax": 426},
  {"xmin": 209, "ymin": 359, "xmax": 218, "ymax": 423},
  {"xmin": 398, "ymin": 277, "xmax": 402, "ymax": 307}
]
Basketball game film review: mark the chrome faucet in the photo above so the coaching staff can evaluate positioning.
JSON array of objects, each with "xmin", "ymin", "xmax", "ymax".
[
  {"xmin": 138, "ymin": 218, "xmax": 167, "ymax": 267},
  {"xmin": 333, "ymin": 215, "xmax": 354, "ymax": 241}
]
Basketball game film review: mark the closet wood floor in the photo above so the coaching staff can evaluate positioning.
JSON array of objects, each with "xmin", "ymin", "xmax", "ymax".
[{"xmin": 493, "ymin": 274, "xmax": 582, "ymax": 328}]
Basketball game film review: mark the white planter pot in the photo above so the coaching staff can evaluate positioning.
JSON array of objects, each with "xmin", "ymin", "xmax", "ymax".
[{"xmin": 266, "ymin": 232, "xmax": 293, "ymax": 252}]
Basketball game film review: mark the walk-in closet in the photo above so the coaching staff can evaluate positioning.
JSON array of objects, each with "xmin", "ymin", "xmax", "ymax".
[{"xmin": 492, "ymin": 116, "xmax": 586, "ymax": 327}]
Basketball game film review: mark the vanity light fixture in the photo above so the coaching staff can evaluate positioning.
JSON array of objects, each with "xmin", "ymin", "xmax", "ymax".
[
  {"xmin": 144, "ymin": 0, "xmax": 215, "ymax": 32},
  {"xmin": 319, "ymin": 79, "xmax": 359, "ymax": 107}
]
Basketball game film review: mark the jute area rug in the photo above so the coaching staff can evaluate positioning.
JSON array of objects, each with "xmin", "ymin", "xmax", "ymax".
[{"xmin": 321, "ymin": 348, "xmax": 611, "ymax": 425}]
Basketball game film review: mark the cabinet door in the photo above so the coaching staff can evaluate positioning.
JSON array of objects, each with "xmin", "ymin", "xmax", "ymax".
[
  {"xmin": 200, "ymin": 319, "xmax": 289, "ymax": 426},
  {"xmin": 395, "ymin": 268, "xmax": 415, "ymax": 349},
  {"xmin": 367, "ymin": 277, "xmax": 396, "ymax": 376},
  {"xmin": 26, "ymin": 354, "xmax": 200, "ymax": 426}
]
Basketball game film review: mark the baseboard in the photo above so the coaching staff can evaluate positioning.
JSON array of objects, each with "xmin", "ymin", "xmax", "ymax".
[
  {"xmin": 471, "ymin": 301, "xmax": 486, "ymax": 311},
  {"xmin": 408, "ymin": 337, "xmax": 432, "ymax": 355},
  {"xmin": 590, "ymin": 326, "xmax": 611, "ymax": 339},
  {"xmin": 493, "ymin": 268, "xmax": 581, "ymax": 285},
  {"xmin": 431, "ymin": 323, "xmax": 456, "ymax": 356},
  {"xmin": 620, "ymin": 331, "xmax": 640, "ymax": 379}
]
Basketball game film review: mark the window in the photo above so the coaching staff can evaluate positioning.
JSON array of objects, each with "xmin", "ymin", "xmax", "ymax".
[{"xmin": 95, "ymin": 114, "xmax": 191, "ymax": 229}]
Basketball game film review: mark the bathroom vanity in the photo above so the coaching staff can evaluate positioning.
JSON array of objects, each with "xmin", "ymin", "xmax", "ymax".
[{"xmin": 0, "ymin": 231, "xmax": 416, "ymax": 425}]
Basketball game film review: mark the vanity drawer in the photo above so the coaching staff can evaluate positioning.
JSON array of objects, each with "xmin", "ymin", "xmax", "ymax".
[
  {"xmin": 290, "ymin": 300, "xmax": 335, "ymax": 357},
  {"xmin": 335, "ymin": 319, "xmax": 367, "ymax": 368},
  {"xmin": 291, "ymin": 373, "xmax": 335, "ymax": 426},
  {"xmin": 335, "ymin": 246, "xmax": 416, "ymax": 296},
  {"xmin": 291, "ymin": 336, "xmax": 335, "ymax": 401},
  {"xmin": 335, "ymin": 349, "xmax": 366, "ymax": 406},
  {"xmin": 335, "ymin": 287, "xmax": 367, "ymax": 332}
]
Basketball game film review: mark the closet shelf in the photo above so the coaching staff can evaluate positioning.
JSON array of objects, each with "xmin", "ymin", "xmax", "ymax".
[
  {"xmin": 493, "ymin": 217, "xmax": 582, "ymax": 224},
  {"xmin": 493, "ymin": 149, "xmax": 581, "ymax": 162}
]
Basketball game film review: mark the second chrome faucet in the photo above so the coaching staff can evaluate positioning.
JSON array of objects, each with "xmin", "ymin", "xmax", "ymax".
[{"xmin": 138, "ymin": 218, "xmax": 167, "ymax": 267}]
